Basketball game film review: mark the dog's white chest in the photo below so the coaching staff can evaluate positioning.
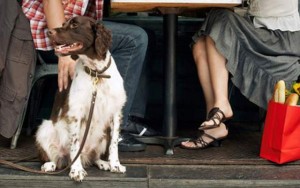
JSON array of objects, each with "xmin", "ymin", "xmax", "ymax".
[{"xmin": 67, "ymin": 57, "xmax": 126, "ymax": 128}]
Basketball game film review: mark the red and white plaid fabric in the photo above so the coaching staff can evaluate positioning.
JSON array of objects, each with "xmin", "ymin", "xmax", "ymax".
[{"xmin": 22, "ymin": 0, "xmax": 103, "ymax": 50}]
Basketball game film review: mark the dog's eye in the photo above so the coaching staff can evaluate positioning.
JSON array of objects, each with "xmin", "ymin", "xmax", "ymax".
[{"xmin": 70, "ymin": 23, "xmax": 79, "ymax": 29}]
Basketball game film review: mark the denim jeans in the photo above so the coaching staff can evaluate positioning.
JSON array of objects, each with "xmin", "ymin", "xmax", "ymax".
[{"xmin": 97, "ymin": 21, "xmax": 149, "ymax": 127}]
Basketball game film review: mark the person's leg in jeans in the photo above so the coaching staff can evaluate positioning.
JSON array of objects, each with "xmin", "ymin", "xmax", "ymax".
[
  {"xmin": 128, "ymin": 63, "xmax": 148, "ymax": 119},
  {"xmin": 124, "ymin": 29, "xmax": 160, "ymax": 137},
  {"xmin": 102, "ymin": 21, "xmax": 148, "ymax": 151}
]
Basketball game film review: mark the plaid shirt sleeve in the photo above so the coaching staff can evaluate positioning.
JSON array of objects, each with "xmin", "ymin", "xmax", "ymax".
[{"xmin": 22, "ymin": 0, "xmax": 103, "ymax": 50}]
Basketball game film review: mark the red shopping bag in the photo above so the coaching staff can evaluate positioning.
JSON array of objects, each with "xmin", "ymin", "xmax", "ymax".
[{"xmin": 260, "ymin": 101, "xmax": 300, "ymax": 164}]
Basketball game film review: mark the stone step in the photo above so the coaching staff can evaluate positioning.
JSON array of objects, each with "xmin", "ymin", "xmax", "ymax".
[{"xmin": 1, "ymin": 162, "xmax": 300, "ymax": 188}]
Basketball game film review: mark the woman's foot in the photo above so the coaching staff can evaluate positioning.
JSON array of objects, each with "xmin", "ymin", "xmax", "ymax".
[
  {"xmin": 199, "ymin": 105, "xmax": 233, "ymax": 130},
  {"xmin": 181, "ymin": 123, "xmax": 228, "ymax": 149}
]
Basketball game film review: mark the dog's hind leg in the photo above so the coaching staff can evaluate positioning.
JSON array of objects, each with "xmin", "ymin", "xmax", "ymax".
[
  {"xmin": 108, "ymin": 112, "xmax": 126, "ymax": 173},
  {"xmin": 36, "ymin": 120, "xmax": 61, "ymax": 172},
  {"xmin": 95, "ymin": 159, "xmax": 110, "ymax": 171}
]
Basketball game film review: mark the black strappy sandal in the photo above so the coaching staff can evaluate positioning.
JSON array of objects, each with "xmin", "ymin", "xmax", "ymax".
[
  {"xmin": 180, "ymin": 132, "xmax": 227, "ymax": 150},
  {"xmin": 199, "ymin": 107, "xmax": 232, "ymax": 130}
]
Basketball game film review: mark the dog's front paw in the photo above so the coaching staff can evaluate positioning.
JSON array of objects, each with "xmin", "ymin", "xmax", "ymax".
[
  {"xmin": 69, "ymin": 168, "xmax": 88, "ymax": 182},
  {"xmin": 41, "ymin": 162, "xmax": 56, "ymax": 172},
  {"xmin": 110, "ymin": 162, "xmax": 126, "ymax": 173}
]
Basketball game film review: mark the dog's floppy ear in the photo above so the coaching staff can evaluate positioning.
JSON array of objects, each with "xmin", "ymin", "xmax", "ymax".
[{"xmin": 94, "ymin": 23, "xmax": 112, "ymax": 60}]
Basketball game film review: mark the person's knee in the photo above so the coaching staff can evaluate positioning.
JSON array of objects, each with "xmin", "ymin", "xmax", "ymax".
[
  {"xmin": 104, "ymin": 22, "xmax": 148, "ymax": 50},
  {"xmin": 133, "ymin": 26, "xmax": 148, "ymax": 48},
  {"xmin": 205, "ymin": 35, "xmax": 215, "ymax": 46},
  {"xmin": 192, "ymin": 37, "xmax": 207, "ymax": 65}
]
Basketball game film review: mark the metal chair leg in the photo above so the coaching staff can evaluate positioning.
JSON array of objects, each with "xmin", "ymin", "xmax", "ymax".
[{"xmin": 10, "ymin": 104, "xmax": 28, "ymax": 149}]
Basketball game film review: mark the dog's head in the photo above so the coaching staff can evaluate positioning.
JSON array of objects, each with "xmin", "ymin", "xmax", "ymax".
[{"xmin": 48, "ymin": 16, "xmax": 112, "ymax": 61}]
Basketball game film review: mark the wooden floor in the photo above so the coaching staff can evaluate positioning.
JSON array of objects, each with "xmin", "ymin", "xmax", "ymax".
[{"xmin": 1, "ymin": 122, "xmax": 300, "ymax": 187}]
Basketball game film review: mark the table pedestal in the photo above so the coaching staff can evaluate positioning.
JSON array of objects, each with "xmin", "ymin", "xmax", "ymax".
[{"xmin": 136, "ymin": 13, "xmax": 189, "ymax": 155}]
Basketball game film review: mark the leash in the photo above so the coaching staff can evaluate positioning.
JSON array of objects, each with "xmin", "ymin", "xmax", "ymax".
[{"xmin": 0, "ymin": 78, "xmax": 100, "ymax": 175}]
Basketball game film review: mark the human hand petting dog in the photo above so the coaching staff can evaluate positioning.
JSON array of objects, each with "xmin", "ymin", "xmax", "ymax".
[{"xmin": 58, "ymin": 55, "xmax": 76, "ymax": 92}]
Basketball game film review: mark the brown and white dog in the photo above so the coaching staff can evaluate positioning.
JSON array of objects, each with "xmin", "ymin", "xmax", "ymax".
[{"xmin": 35, "ymin": 16, "xmax": 126, "ymax": 182}]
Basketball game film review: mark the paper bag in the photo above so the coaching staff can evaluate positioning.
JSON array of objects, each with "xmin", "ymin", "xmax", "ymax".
[{"xmin": 260, "ymin": 101, "xmax": 300, "ymax": 164}]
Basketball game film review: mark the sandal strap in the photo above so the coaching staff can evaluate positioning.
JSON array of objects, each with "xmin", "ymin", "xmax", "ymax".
[
  {"xmin": 193, "ymin": 139, "xmax": 208, "ymax": 148},
  {"xmin": 209, "ymin": 107, "xmax": 225, "ymax": 122},
  {"xmin": 193, "ymin": 132, "xmax": 217, "ymax": 148},
  {"xmin": 200, "ymin": 107, "xmax": 226, "ymax": 130},
  {"xmin": 202, "ymin": 132, "xmax": 217, "ymax": 141}
]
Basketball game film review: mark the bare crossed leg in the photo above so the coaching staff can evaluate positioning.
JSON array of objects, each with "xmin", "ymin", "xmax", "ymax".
[{"xmin": 181, "ymin": 36, "xmax": 233, "ymax": 149}]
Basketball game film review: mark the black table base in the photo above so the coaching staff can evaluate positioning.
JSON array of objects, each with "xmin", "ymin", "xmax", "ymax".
[
  {"xmin": 137, "ymin": 13, "xmax": 190, "ymax": 155},
  {"xmin": 136, "ymin": 136, "xmax": 189, "ymax": 155}
]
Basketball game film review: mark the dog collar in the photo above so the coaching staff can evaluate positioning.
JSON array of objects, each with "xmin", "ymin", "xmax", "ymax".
[{"xmin": 84, "ymin": 55, "xmax": 111, "ymax": 79}]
